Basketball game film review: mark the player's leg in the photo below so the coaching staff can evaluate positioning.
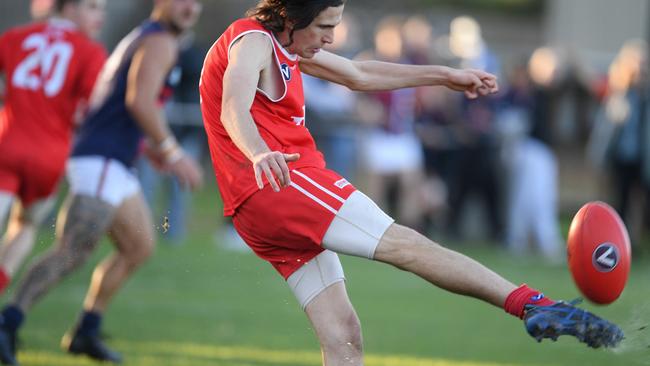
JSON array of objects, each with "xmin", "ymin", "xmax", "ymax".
[
  {"xmin": 84, "ymin": 192, "xmax": 154, "ymax": 312},
  {"xmin": 305, "ymin": 282, "xmax": 363, "ymax": 366},
  {"xmin": 0, "ymin": 197, "xmax": 56, "ymax": 290},
  {"xmin": 55, "ymin": 158, "xmax": 148, "ymax": 363},
  {"xmin": 375, "ymin": 223, "xmax": 517, "ymax": 306},
  {"xmin": 7, "ymin": 194, "xmax": 115, "ymax": 311},
  {"xmin": 0, "ymin": 192, "xmax": 13, "ymax": 291},
  {"xmin": 233, "ymin": 169, "xmax": 363, "ymax": 366},
  {"xmin": 287, "ymin": 251, "xmax": 362, "ymax": 366},
  {"xmin": 0, "ymin": 193, "xmax": 115, "ymax": 365},
  {"xmin": 0, "ymin": 193, "xmax": 11, "ymax": 228},
  {"xmin": 323, "ymin": 189, "xmax": 624, "ymax": 348},
  {"xmin": 0, "ymin": 146, "xmax": 70, "ymax": 298},
  {"xmin": 61, "ymin": 192, "xmax": 153, "ymax": 363},
  {"xmin": 322, "ymin": 189, "xmax": 516, "ymax": 306},
  {"xmin": 0, "ymin": 159, "xmax": 19, "ymax": 229}
]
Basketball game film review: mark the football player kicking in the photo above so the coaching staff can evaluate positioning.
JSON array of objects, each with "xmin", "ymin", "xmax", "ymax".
[{"xmin": 199, "ymin": 1, "xmax": 625, "ymax": 365}]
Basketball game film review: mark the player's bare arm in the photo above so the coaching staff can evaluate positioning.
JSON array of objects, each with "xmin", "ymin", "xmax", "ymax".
[
  {"xmin": 300, "ymin": 50, "xmax": 498, "ymax": 99},
  {"xmin": 126, "ymin": 33, "xmax": 202, "ymax": 190},
  {"xmin": 126, "ymin": 33, "xmax": 177, "ymax": 146},
  {"xmin": 222, "ymin": 33, "xmax": 299, "ymax": 192}
]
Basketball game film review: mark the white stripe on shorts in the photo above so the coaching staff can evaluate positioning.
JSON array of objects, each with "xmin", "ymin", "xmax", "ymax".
[
  {"xmin": 289, "ymin": 181, "xmax": 337, "ymax": 214},
  {"xmin": 292, "ymin": 170, "xmax": 345, "ymax": 203}
]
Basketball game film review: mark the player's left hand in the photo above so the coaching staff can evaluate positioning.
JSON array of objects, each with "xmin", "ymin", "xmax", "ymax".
[
  {"xmin": 143, "ymin": 141, "xmax": 167, "ymax": 170},
  {"xmin": 445, "ymin": 68, "xmax": 499, "ymax": 99},
  {"xmin": 168, "ymin": 154, "xmax": 204, "ymax": 191}
]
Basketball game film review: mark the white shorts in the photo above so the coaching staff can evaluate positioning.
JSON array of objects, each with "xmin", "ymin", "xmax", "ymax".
[
  {"xmin": 66, "ymin": 157, "xmax": 140, "ymax": 207},
  {"xmin": 287, "ymin": 191, "xmax": 394, "ymax": 310}
]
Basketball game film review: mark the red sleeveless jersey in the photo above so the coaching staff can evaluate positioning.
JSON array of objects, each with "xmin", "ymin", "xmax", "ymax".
[
  {"xmin": 200, "ymin": 18, "xmax": 325, "ymax": 216},
  {"xmin": 0, "ymin": 19, "xmax": 106, "ymax": 156}
]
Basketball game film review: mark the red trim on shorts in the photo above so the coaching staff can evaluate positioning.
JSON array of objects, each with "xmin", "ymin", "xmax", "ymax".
[{"xmin": 95, "ymin": 159, "xmax": 110, "ymax": 198}]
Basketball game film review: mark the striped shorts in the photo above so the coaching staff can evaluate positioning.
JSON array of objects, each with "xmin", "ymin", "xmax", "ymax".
[{"xmin": 232, "ymin": 167, "xmax": 394, "ymax": 308}]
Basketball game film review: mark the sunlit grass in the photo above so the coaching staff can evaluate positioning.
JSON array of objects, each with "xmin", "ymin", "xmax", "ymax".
[
  {"xmin": 20, "ymin": 341, "xmax": 523, "ymax": 366},
  {"xmin": 8, "ymin": 183, "xmax": 650, "ymax": 366}
]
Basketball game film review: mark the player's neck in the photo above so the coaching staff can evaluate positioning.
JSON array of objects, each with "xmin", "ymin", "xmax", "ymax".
[
  {"xmin": 47, "ymin": 16, "xmax": 77, "ymax": 29},
  {"xmin": 274, "ymin": 29, "xmax": 296, "ymax": 54}
]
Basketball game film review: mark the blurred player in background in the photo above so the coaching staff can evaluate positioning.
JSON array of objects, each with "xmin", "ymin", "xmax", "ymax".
[
  {"xmin": 200, "ymin": 1, "xmax": 624, "ymax": 364},
  {"xmin": 0, "ymin": 0, "xmax": 203, "ymax": 364},
  {"xmin": 0, "ymin": 0, "xmax": 106, "ymax": 298}
]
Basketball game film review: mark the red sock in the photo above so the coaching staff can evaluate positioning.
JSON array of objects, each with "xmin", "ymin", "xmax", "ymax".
[
  {"xmin": 504, "ymin": 283, "xmax": 555, "ymax": 319},
  {"xmin": 0, "ymin": 268, "xmax": 10, "ymax": 294}
]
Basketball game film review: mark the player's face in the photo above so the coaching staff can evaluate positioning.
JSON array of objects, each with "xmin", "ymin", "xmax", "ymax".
[
  {"xmin": 75, "ymin": 0, "xmax": 105, "ymax": 38},
  {"xmin": 160, "ymin": 0, "xmax": 202, "ymax": 33},
  {"xmin": 288, "ymin": 5, "xmax": 344, "ymax": 59}
]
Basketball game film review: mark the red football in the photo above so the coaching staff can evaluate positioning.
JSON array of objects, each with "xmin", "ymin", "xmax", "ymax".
[{"xmin": 567, "ymin": 201, "xmax": 631, "ymax": 304}]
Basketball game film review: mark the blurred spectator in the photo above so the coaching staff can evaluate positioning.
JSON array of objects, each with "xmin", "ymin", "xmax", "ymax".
[
  {"xmin": 445, "ymin": 16, "xmax": 503, "ymax": 241},
  {"xmin": 138, "ymin": 32, "xmax": 207, "ymax": 244},
  {"xmin": 498, "ymin": 58, "xmax": 563, "ymax": 262},
  {"xmin": 588, "ymin": 39, "xmax": 650, "ymax": 246},
  {"xmin": 356, "ymin": 16, "xmax": 428, "ymax": 230},
  {"xmin": 407, "ymin": 16, "xmax": 456, "ymax": 233},
  {"xmin": 449, "ymin": 16, "xmax": 500, "ymax": 77},
  {"xmin": 414, "ymin": 85, "xmax": 458, "ymax": 234}
]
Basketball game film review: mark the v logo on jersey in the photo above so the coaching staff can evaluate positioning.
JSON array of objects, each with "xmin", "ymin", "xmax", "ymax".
[{"xmin": 280, "ymin": 63, "xmax": 291, "ymax": 81}]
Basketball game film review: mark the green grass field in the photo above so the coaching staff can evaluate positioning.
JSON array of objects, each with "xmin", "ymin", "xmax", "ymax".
[{"xmin": 5, "ymin": 184, "xmax": 650, "ymax": 366}]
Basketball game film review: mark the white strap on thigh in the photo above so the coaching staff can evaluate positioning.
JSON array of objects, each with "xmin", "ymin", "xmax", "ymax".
[
  {"xmin": 287, "ymin": 250, "xmax": 345, "ymax": 310},
  {"xmin": 321, "ymin": 191, "xmax": 394, "ymax": 259}
]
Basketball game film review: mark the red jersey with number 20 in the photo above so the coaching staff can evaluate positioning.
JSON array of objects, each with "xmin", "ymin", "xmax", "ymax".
[
  {"xmin": 200, "ymin": 18, "xmax": 326, "ymax": 216},
  {"xmin": 0, "ymin": 19, "xmax": 106, "ymax": 205},
  {"xmin": 0, "ymin": 19, "xmax": 106, "ymax": 153}
]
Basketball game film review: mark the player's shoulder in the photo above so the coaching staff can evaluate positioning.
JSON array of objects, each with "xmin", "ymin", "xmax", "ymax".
[
  {"xmin": 141, "ymin": 31, "xmax": 177, "ymax": 52},
  {"xmin": 229, "ymin": 31, "xmax": 273, "ymax": 64},
  {"xmin": 237, "ymin": 31, "xmax": 272, "ymax": 46},
  {"xmin": 0, "ymin": 21, "xmax": 46, "ymax": 40},
  {"xmin": 224, "ymin": 18, "xmax": 271, "ymax": 42},
  {"xmin": 134, "ymin": 31, "xmax": 178, "ymax": 68},
  {"xmin": 229, "ymin": 17, "xmax": 266, "ymax": 32}
]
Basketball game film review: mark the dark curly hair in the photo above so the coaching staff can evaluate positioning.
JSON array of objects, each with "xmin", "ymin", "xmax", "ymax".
[
  {"xmin": 55, "ymin": 0, "xmax": 81, "ymax": 12},
  {"xmin": 247, "ymin": 0, "xmax": 345, "ymax": 46}
]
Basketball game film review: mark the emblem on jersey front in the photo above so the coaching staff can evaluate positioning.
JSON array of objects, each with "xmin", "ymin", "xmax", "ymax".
[{"xmin": 280, "ymin": 63, "xmax": 291, "ymax": 81}]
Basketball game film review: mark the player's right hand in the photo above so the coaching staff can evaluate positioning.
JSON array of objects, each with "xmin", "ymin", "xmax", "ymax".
[
  {"xmin": 446, "ymin": 68, "xmax": 499, "ymax": 99},
  {"xmin": 168, "ymin": 154, "xmax": 204, "ymax": 191},
  {"xmin": 252, "ymin": 151, "xmax": 300, "ymax": 192}
]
